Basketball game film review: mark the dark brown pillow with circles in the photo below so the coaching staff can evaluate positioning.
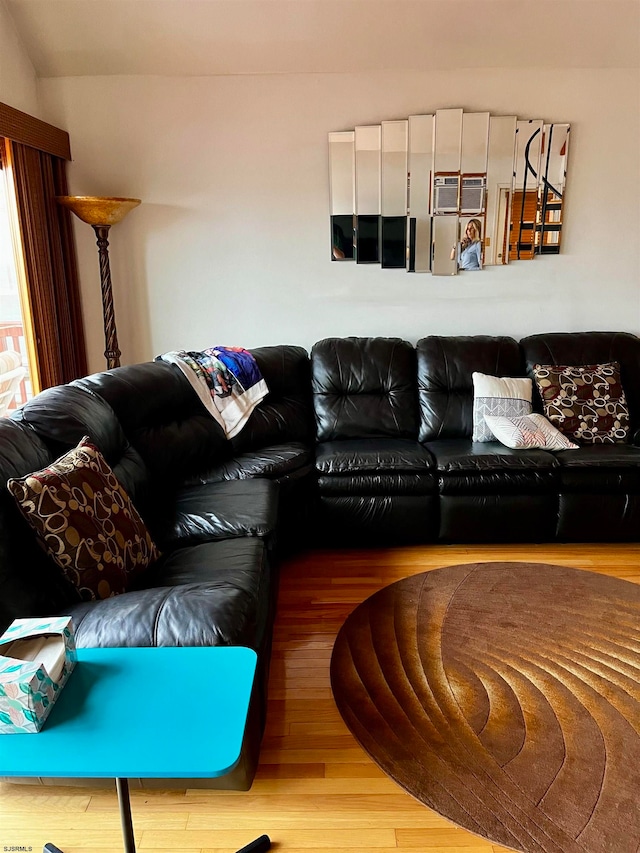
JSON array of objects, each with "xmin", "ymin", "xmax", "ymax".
[
  {"xmin": 7, "ymin": 436, "xmax": 160, "ymax": 601},
  {"xmin": 532, "ymin": 362, "xmax": 629, "ymax": 444}
]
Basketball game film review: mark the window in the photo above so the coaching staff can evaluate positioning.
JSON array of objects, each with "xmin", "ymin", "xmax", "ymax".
[
  {"xmin": 0, "ymin": 154, "xmax": 33, "ymax": 415},
  {"xmin": 0, "ymin": 102, "xmax": 87, "ymax": 399}
]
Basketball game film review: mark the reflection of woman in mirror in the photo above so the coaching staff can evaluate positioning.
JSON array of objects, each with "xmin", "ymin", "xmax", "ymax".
[
  {"xmin": 332, "ymin": 219, "xmax": 353, "ymax": 260},
  {"xmin": 451, "ymin": 218, "xmax": 483, "ymax": 270}
]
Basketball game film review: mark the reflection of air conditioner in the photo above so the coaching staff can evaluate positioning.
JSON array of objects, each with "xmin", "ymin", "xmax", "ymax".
[
  {"xmin": 434, "ymin": 176, "xmax": 459, "ymax": 214},
  {"xmin": 460, "ymin": 176, "xmax": 486, "ymax": 214}
]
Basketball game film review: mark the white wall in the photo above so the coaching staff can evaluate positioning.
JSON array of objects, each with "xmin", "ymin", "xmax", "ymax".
[
  {"xmin": 38, "ymin": 69, "xmax": 640, "ymax": 373},
  {"xmin": 0, "ymin": 0, "xmax": 39, "ymax": 114}
]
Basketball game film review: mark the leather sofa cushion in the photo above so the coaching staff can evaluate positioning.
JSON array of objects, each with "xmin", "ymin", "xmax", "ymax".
[
  {"xmin": 75, "ymin": 347, "xmax": 314, "ymax": 484},
  {"xmin": 555, "ymin": 444, "xmax": 640, "ymax": 468},
  {"xmin": 15, "ymin": 384, "xmax": 126, "ymax": 460},
  {"xmin": 75, "ymin": 361, "xmax": 203, "ymax": 435},
  {"xmin": 425, "ymin": 439, "xmax": 559, "ymax": 494},
  {"xmin": 316, "ymin": 439, "xmax": 434, "ymax": 474},
  {"xmin": 318, "ymin": 473, "xmax": 436, "ymax": 495},
  {"xmin": 555, "ymin": 444, "xmax": 640, "ymax": 491},
  {"xmin": 426, "ymin": 439, "xmax": 559, "ymax": 471},
  {"xmin": 157, "ymin": 479, "xmax": 278, "ymax": 548},
  {"xmin": 190, "ymin": 443, "xmax": 312, "ymax": 485},
  {"xmin": 0, "ymin": 419, "xmax": 81, "ymax": 632},
  {"xmin": 318, "ymin": 495, "xmax": 438, "ymax": 544},
  {"xmin": 64, "ymin": 538, "xmax": 270, "ymax": 649},
  {"xmin": 15, "ymin": 384, "xmax": 152, "ymax": 514},
  {"xmin": 558, "ymin": 493, "xmax": 640, "ymax": 541},
  {"xmin": 440, "ymin": 494, "xmax": 558, "ymax": 541},
  {"xmin": 438, "ymin": 470, "xmax": 558, "ymax": 495},
  {"xmin": 0, "ymin": 418, "xmax": 53, "ymax": 484},
  {"xmin": 520, "ymin": 331, "xmax": 640, "ymax": 435},
  {"xmin": 75, "ymin": 362, "xmax": 231, "ymax": 484},
  {"xmin": 312, "ymin": 337, "xmax": 418, "ymax": 440},
  {"xmin": 230, "ymin": 346, "xmax": 314, "ymax": 451},
  {"xmin": 417, "ymin": 335, "xmax": 523, "ymax": 442}
]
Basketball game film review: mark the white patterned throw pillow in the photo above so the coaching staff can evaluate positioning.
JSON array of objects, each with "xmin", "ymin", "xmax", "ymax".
[
  {"xmin": 472, "ymin": 373, "xmax": 533, "ymax": 442},
  {"xmin": 484, "ymin": 413, "xmax": 579, "ymax": 450}
]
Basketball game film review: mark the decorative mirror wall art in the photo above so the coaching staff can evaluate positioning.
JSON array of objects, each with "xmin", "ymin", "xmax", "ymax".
[{"xmin": 328, "ymin": 110, "xmax": 570, "ymax": 275}]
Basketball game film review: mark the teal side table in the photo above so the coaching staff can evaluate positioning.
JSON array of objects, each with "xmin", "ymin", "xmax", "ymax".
[{"xmin": 0, "ymin": 646, "xmax": 270, "ymax": 853}]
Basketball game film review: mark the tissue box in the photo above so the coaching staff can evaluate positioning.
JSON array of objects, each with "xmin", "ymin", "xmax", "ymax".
[{"xmin": 0, "ymin": 617, "xmax": 77, "ymax": 734}]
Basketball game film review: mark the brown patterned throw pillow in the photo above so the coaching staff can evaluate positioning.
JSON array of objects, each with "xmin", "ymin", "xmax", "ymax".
[
  {"xmin": 532, "ymin": 362, "xmax": 629, "ymax": 444},
  {"xmin": 7, "ymin": 437, "xmax": 160, "ymax": 601}
]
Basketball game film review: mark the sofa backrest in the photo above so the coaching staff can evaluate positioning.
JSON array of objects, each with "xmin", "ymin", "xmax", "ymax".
[
  {"xmin": 74, "ymin": 346, "xmax": 314, "ymax": 482},
  {"xmin": 417, "ymin": 335, "xmax": 524, "ymax": 441},
  {"xmin": 73, "ymin": 361, "xmax": 229, "ymax": 485},
  {"xmin": 311, "ymin": 337, "xmax": 418, "ymax": 441},
  {"xmin": 520, "ymin": 331, "xmax": 640, "ymax": 434},
  {"xmin": 229, "ymin": 345, "xmax": 314, "ymax": 453},
  {"xmin": 15, "ymin": 384, "xmax": 151, "ymax": 514},
  {"xmin": 0, "ymin": 418, "xmax": 81, "ymax": 632}
]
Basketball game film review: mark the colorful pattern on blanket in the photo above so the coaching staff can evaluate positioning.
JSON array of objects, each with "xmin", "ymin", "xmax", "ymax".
[
  {"xmin": 157, "ymin": 346, "xmax": 269, "ymax": 438},
  {"xmin": 188, "ymin": 347, "xmax": 262, "ymax": 399}
]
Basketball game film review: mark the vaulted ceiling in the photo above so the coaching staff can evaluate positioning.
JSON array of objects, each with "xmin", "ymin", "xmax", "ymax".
[{"xmin": 5, "ymin": 0, "xmax": 640, "ymax": 78}]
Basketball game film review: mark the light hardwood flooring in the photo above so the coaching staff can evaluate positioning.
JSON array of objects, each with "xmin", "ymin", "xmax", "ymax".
[{"xmin": 2, "ymin": 543, "xmax": 639, "ymax": 852}]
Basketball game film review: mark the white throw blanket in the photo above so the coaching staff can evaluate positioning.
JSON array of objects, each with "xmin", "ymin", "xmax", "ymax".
[{"xmin": 158, "ymin": 346, "xmax": 269, "ymax": 439}]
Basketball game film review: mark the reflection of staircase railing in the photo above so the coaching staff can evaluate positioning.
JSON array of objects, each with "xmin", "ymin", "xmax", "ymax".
[{"xmin": 0, "ymin": 322, "xmax": 29, "ymax": 410}]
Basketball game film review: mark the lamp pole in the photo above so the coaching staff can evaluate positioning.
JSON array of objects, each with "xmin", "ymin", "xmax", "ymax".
[
  {"xmin": 55, "ymin": 196, "xmax": 141, "ymax": 370},
  {"xmin": 92, "ymin": 224, "xmax": 120, "ymax": 369}
]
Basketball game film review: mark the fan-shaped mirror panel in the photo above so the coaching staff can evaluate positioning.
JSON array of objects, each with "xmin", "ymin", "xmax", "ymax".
[
  {"xmin": 537, "ymin": 123, "xmax": 570, "ymax": 255},
  {"xmin": 355, "ymin": 125, "xmax": 381, "ymax": 264},
  {"xmin": 329, "ymin": 131, "xmax": 355, "ymax": 261},
  {"xmin": 407, "ymin": 114, "xmax": 434, "ymax": 273},
  {"xmin": 381, "ymin": 120, "xmax": 408, "ymax": 269}
]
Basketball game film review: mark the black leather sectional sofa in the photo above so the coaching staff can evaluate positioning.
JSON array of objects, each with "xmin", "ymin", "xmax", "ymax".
[
  {"xmin": 314, "ymin": 332, "xmax": 640, "ymax": 545},
  {"xmin": 0, "ymin": 345, "xmax": 313, "ymax": 789},
  {"xmin": 2, "ymin": 330, "xmax": 639, "ymax": 788}
]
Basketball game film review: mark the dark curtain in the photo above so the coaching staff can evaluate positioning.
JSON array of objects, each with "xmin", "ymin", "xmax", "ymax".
[{"xmin": 3, "ymin": 140, "xmax": 87, "ymax": 388}]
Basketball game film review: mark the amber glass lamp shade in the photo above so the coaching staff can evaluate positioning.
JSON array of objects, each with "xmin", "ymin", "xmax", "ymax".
[{"xmin": 55, "ymin": 196, "xmax": 141, "ymax": 226}]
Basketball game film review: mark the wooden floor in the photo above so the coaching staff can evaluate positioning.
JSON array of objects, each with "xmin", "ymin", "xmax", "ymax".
[{"xmin": 2, "ymin": 543, "xmax": 639, "ymax": 853}]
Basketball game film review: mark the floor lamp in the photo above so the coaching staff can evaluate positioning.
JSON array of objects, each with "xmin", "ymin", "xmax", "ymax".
[{"xmin": 56, "ymin": 196, "xmax": 141, "ymax": 370}]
